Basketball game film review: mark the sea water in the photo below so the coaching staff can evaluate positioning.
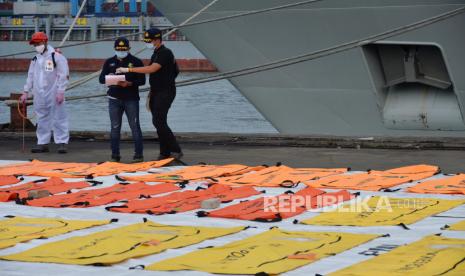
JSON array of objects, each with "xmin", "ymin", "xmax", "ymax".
[{"xmin": 0, "ymin": 72, "xmax": 277, "ymax": 133}]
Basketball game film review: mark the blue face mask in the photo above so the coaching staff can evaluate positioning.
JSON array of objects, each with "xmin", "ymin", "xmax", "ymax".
[
  {"xmin": 145, "ymin": 43, "xmax": 155, "ymax": 49},
  {"xmin": 115, "ymin": 51, "xmax": 128, "ymax": 59}
]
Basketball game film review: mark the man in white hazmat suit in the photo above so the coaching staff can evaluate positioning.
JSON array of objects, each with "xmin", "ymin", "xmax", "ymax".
[{"xmin": 20, "ymin": 32, "xmax": 70, "ymax": 153}]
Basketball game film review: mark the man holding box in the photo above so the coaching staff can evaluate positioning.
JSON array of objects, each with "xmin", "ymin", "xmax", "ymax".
[{"xmin": 99, "ymin": 37, "xmax": 146, "ymax": 162}]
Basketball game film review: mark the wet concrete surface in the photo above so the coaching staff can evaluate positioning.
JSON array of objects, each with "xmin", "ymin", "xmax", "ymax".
[{"xmin": 0, "ymin": 137, "xmax": 464, "ymax": 173}]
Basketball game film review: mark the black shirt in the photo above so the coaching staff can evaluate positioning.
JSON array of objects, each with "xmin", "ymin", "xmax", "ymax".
[
  {"xmin": 149, "ymin": 45, "xmax": 178, "ymax": 90},
  {"xmin": 99, "ymin": 53, "xmax": 146, "ymax": 100}
]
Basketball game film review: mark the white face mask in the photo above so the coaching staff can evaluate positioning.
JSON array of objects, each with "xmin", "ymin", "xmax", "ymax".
[
  {"xmin": 115, "ymin": 51, "xmax": 128, "ymax": 59},
  {"xmin": 145, "ymin": 43, "xmax": 155, "ymax": 49},
  {"xmin": 35, "ymin": 44, "xmax": 45, "ymax": 54}
]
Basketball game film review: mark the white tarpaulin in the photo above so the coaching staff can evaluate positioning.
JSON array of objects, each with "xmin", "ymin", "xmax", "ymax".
[{"xmin": 0, "ymin": 160, "xmax": 464, "ymax": 276}]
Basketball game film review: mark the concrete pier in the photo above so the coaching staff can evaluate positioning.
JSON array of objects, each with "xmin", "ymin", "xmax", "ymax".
[{"xmin": 0, "ymin": 132, "xmax": 464, "ymax": 172}]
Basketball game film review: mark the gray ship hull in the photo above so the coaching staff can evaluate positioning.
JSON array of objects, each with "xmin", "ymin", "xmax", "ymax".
[{"xmin": 153, "ymin": 0, "xmax": 465, "ymax": 137}]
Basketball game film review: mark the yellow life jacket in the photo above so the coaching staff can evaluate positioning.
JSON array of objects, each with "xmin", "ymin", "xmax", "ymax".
[
  {"xmin": 146, "ymin": 228, "xmax": 379, "ymax": 275},
  {"xmin": 445, "ymin": 220, "xmax": 465, "ymax": 231},
  {"xmin": 1, "ymin": 221, "xmax": 246, "ymax": 265},
  {"xmin": 330, "ymin": 235, "xmax": 465, "ymax": 276},
  {"xmin": 0, "ymin": 216, "xmax": 110, "ymax": 249},
  {"xmin": 301, "ymin": 196, "xmax": 465, "ymax": 227}
]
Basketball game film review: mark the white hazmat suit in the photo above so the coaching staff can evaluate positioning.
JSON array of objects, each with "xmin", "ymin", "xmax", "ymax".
[{"xmin": 23, "ymin": 45, "xmax": 69, "ymax": 145}]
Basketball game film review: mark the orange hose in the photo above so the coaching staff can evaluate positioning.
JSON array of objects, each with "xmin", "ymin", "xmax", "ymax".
[{"xmin": 16, "ymin": 100, "xmax": 34, "ymax": 120}]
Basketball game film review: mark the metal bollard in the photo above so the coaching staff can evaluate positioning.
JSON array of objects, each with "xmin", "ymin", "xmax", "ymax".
[{"xmin": 8, "ymin": 93, "xmax": 35, "ymax": 131}]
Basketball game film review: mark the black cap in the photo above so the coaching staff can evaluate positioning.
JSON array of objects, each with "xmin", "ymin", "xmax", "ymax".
[
  {"xmin": 114, "ymin": 37, "xmax": 130, "ymax": 51},
  {"xmin": 144, "ymin": 28, "xmax": 162, "ymax": 43}
]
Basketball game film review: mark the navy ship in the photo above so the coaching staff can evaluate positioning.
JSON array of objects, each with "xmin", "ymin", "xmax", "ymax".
[{"xmin": 153, "ymin": 0, "xmax": 465, "ymax": 137}]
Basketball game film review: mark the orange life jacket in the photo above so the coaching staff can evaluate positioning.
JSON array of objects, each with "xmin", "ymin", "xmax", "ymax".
[
  {"xmin": 213, "ymin": 165, "xmax": 348, "ymax": 187},
  {"xmin": 108, "ymin": 184, "xmax": 260, "ymax": 215},
  {"xmin": 73, "ymin": 159, "xmax": 174, "ymax": 177},
  {"xmin": 33, "ymin": 163, "xmax": 97, "ymax": 178},
  {"xmin": 0, "ymin": 175, "xmax": 21, "ymax": 186},
  {"xmin": 0, "ymin": 177, "xmax": 90, "ymax": 202},
  {"xmin": 407, "ymin": 174, "xmax": 465, "ymax": 195},
  {"xmin": 0, "ymin": 160, "xmax": 94, "ymax": 177},
  {"xmin": 197, "ymin": 187, "xmax": 353, "ymax": 222},
  {"xmin": 26, "ymin": 182, "xmax": 180, "ymax": 207},
  {"xmin": 120, "ymin": 164, "xmax": 265, "ymax": 183},
  {"xmin": 0, "ymin": 159, "xmax": 174, "ymax": 178},
  {"xmin": 306, "ymin": 164, "xmax": 439, "ymax": 191}
]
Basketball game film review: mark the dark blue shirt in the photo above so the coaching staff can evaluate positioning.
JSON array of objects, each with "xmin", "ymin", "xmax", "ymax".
[{"xmin": 99, "ymin": 53, "xmax": 146, "ymax": 100}]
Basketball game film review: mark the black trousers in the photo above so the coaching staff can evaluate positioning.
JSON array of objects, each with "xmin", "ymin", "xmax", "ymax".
[{"xmin": 149, "ymin": 87, "xmax": 181, "ymax": 156}]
